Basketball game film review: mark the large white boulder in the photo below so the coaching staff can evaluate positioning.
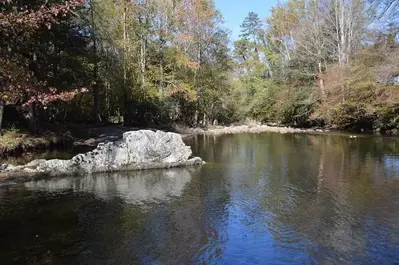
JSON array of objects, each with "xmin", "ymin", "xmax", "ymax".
[{"xmin": 0, "ymin": 130, "xmax": 204, "ymax": 181}]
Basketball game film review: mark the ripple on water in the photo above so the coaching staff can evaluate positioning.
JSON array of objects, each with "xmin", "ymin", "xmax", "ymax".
[{"xmin": 1, "ymin": 133, "xmax": 399, "ymax": 264}]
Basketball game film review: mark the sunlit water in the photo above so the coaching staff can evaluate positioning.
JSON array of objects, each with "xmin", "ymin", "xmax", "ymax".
[{"xmin": 0, "ymin": 133, "xmax": 399, "ymax": 265}]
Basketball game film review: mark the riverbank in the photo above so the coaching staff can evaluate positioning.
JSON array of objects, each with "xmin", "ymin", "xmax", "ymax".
[
  {"xmin": 174, "ymin": 124, "xmax": 330, "ymax": 137},
  {"xmin": 0, "ymin": 123, "xmax": 346, "ymax": 160},
  {"xmin": 0, "ymin": 123, "xmax": 389, "ymax": 181},
  {"xmin": 0, "ymin": 125, "xmax": 137, "ymax": 158},
  {"xmin": 0, "ymin": 130, "xmax": 70, "ymax": 158}
]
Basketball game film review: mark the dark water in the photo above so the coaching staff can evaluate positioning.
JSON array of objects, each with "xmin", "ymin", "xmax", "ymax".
[{"xmin": 0, "ymin": 133, "xmax": 399, "ymax": 265}]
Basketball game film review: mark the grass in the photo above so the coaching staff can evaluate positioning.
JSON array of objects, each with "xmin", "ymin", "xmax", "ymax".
[{"xmin": 0, "ymin": 128, "xmax": 63, "ymax": 157}]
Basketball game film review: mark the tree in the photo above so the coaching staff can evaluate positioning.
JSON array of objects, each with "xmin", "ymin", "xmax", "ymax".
[
  {"xmin": 240, "ymin": 12, "xmax": 263, "ymax": 43},
  {"xmin": 0, "ymin": 0, "xmax": 87, "ymax": 132},
  {"xmin": 89, "ymin": 0, "xmax": 101, "ymax": 123}
]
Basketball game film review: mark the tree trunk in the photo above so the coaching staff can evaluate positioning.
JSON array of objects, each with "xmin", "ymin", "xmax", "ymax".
[
  {"xmin": 28, "ymin": 102, "xmax": 39, "ymax": 134},
  {"xmin": 91, "ymin": 0, "xmax": 101, "ymax": 123},
  {"xmin": 337, "ymin": 0, "xmax": 348, "ymax": 65},
  {"xmin": 105, "ymin": 79, "xmax": 110, "ymax": 121},
  {"xmin": 158, "ymin": 25, "xmax": 165, "ymax": 93},
  {"xmin": 92, "ymin": 83, "xmax": 101, "ymax": 123},
  {"xmin": 0, "ymin": 100, "xmax": 4, "ymax": 133},
  {"xmin": 122, "ymin": 1, "xmax": 129, "ymax": 126},
  {"xmin": 193, "ymin": 110, "xmax": 199, "ymax": 127},
  {"xmin": 318, "ymin": 62, "xmax": 325, "ymax": 99},
  {"xmin": 140, "ymin": 34, "xmax": 146, "ymax": 88}
]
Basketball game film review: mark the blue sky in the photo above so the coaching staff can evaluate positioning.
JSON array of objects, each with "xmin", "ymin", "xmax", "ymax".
[{"xmin": 214, "ymin": 0, "xmax": 278, "ymax": 41}]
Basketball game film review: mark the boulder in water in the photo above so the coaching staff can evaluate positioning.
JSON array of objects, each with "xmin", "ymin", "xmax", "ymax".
[{"xmin": 0, "ymin": 130, "xmax": 204, "ymax": 182}]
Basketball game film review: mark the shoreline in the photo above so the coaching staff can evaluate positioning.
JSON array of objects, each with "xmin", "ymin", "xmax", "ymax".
[
  {"xmin": 0, "ymin": 123, "xmax": 393, "ymax": 161},
  {"xmin": 0, "ymin": 124, "xmax": 395, "ymax": 183},
  {"xmin": 0, "ymin": 132, "xmax": 71, "ymax": 158},
  {"xmin": 175, "ymin": 124, "xmax": 330, "ymax": 137}
]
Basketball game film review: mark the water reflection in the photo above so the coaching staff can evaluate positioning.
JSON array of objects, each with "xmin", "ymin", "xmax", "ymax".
[
  {"xmin": 188, "ymin": 133, "xmax": 399, "ymax": 264},
  {"xmin": 24, "ymin": 168, "xmax": 193, "ymax": 204},
  {"xmin": 0, "ymin": 133, "xmax": 399, "ymax": 265}
]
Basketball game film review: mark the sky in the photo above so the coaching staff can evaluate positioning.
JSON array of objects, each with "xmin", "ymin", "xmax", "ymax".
[{"xmin": 214, "ymin": 0, "xmax": 279, "ymax": 41}]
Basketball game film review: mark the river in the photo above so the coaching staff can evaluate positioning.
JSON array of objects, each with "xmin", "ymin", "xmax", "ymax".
[{"xmin": 0, "ymin": 132, "xmax": 398, "ymax": 264}]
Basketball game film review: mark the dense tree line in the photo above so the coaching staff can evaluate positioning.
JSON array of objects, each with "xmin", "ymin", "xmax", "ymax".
[
  {"xmin": 0, "ymin": 0, "xmax": 232, "ymax": 132},
  {"xmin": 0, "ymin": 0, "xmax": 398, "ymax": 134},
  {"xmin": 232, "ymin": 0, "xmax": 399, "ymax": 133}
]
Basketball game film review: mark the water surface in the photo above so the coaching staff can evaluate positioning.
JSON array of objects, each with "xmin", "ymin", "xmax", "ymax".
[{"xmin": 0, "ymin": 133, "xmax": 398, "ymax": 264}]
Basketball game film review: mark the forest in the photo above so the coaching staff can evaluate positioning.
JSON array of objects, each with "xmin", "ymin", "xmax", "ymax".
[{"xmin": 0, "ymin": 0, "xmax": 398, "ymax": 140}]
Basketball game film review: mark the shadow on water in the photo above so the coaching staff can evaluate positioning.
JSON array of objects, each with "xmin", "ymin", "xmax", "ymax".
[{"xmin": 0, "ymin": 132, "xmax": 398, "ymax": 264}]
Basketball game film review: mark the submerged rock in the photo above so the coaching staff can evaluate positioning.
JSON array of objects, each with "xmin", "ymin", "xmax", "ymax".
[{"xmin": 0, "ymin": 130, "xmax": 204, "ymax": 182}]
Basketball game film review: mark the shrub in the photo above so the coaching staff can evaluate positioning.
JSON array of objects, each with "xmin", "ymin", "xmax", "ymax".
[
  {"xmin": 329, "ymin": 103, "xmax": 374, "ymax": 131},
  {"xmin": 275, "ymin": 86, "xmax": 318, "ymax": 127},
  {"xmin": 375, "ymin": 104, "xmax": 399, "ymax": 133}
]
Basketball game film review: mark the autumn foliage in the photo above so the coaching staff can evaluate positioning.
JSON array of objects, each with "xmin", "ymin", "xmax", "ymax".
[
  {"xmin": 0, "ymin": 0, "xmax": 86, "ymax": 109},
  {"xmin": 1, "ymin": 0, "xmax": 398, "ymax": 135},
  {"xmin": 0, "ymin": 0, "xmax": 83, "ymax": 31}
]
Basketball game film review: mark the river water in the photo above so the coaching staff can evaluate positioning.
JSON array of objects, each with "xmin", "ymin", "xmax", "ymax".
[{"xmin": 0, "ymin": 133, "xmax": 398, "ymax": 265}]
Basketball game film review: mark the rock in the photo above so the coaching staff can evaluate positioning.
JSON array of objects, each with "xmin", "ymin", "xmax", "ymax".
[
  {"xmin": 0, "ymin": 164, "xmax": 17, "ymax": 172},
  {"xmin": 202, "ymin": 124, "xmax": 329, "ymax": 136},
  {"xmin": 37, "ymin": 159, "xmax": 76, "ymax": 174},
  {"xmin": 0, "ymin": 130, "xmax": 204, "ymax": 182},
  {"xmin": 26, "ymin": 159, "xmax": 46, "ymax": 168}
]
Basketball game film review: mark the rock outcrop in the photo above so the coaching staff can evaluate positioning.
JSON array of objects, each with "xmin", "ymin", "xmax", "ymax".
[{"xmin": 0, "ymin": 130, "xmax": 204, "ymax": 182}]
